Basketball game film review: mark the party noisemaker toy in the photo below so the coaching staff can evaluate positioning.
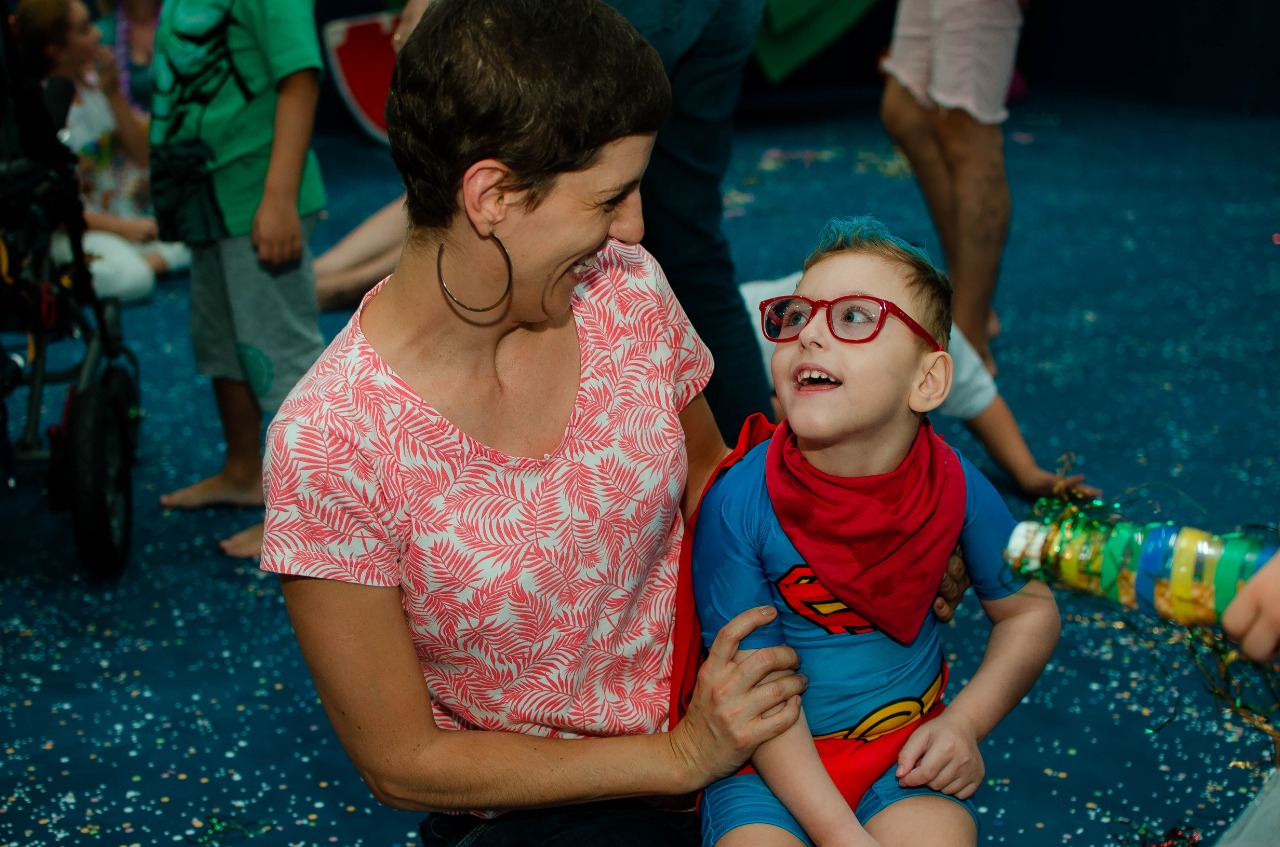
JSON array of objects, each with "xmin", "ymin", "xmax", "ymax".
[{"xmin": 1006, "ymin": 498, "xmax": 1278, "ymax": 626}]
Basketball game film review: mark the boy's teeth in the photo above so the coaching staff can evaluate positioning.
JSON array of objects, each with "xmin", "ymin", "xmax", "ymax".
[
  {"xmin": 798, "ymin": 369, "xmax": 837, "ymax": 385},
  {"xmin": 572, "ymin": 255, "xmax": 599, "ymax": 274}
]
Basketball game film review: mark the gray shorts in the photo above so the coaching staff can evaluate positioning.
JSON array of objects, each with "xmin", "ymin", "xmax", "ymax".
[{"xmin": 189, "ymin": 215, "xmax": 323, "ymax": 412}]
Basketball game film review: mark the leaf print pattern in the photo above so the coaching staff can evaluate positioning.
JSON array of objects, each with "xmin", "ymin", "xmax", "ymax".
[{"xmin": 262, "ymin": 240, "xmax": 712, "ymax": 739}]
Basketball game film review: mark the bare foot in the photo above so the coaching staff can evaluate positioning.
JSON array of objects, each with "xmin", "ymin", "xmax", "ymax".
[
  {"xmin": 160, "ymin": 472, "xmax": 263, "ymax": 510},
  {"xmin": 1017, "ymin": 469, "xmax": 1101, "ymax": 501},
  {"xmin": 220, "ymin": 522, "xmax": 264, "ymax": 559}
]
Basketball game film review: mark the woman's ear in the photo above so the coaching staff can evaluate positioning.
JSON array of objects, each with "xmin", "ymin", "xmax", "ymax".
[
  {"xmin": 459, "ymin": 159, "xmax": 516, "ymax": 235},
  {"xmin": 909, "ymin": 350, "xmax": 953, "ymax": 414}
]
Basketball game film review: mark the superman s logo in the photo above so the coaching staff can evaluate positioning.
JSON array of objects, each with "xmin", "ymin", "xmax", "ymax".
[{"xmin": 776, "ymin": 565, "xmax": 875, "ymax": 635}]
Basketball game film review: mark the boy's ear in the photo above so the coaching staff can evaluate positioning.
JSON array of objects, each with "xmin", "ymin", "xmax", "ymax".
[
  {"xmin": 909, "ymin": 350, "xmax": 952, "ymax": 414},
  {"xmin": 460, "ymin": 159, "xmax": 522, "ymax": 234}
]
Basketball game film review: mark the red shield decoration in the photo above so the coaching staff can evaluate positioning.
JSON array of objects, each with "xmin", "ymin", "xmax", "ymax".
[{"xmin": 323, "ymin": 13, "xmax": 400, "ymax": 145}]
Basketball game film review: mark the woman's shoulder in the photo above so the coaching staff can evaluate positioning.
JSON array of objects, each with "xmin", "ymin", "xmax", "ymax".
[
  {"xmin": 584, "ymin": 240, "xmax": 666, "ymax": 299},
  {"xmin": 274, "ymin": 319, "xmax": 393, "ymax": 433}
]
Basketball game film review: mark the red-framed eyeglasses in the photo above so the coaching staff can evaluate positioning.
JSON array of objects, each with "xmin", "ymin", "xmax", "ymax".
[{"xmin": 758, "ymin": 294, "xmax": 942, "ymax": 351}]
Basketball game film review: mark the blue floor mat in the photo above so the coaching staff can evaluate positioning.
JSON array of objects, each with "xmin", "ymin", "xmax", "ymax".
[{"xmin": 3, "ymin": 91, "xmax": 1278, "ymax": 846}]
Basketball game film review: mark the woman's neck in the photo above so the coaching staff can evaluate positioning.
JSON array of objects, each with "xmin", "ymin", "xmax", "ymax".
[{"xmin": 362, "ymin": 240, "xmax": 516, "ymax": 370}]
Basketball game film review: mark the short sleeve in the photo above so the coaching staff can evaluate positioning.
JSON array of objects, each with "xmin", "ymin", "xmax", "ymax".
[
  {"xmin": 957, "ymin": 451, "xmax": 1025, "ymax": 600},
  {"xmin": 648, "ymin": 253, "xmax": 713, "ymax": 411},
  {"xmin": 691, "ymin": 467, "xmax": 783, "ymax": 650},
  {"xmin": 259, "ymin": 416, "xmax": 401, "ymax": 586},
  {"xmin": 240, "ymin": 0, "xmax": 323, "ymax": 85},
  {"xmin": 939, "ymin": 325, "xmax": 997, "ymax": 420}
]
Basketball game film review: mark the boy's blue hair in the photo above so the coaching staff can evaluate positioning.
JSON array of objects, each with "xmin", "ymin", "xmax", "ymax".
[
  {"xmin": 805, "ymin": 216, "xmax": 936, "ymax": 268},
  {"xmin": 802, "ymin": 215, "xmax": 952, "ymax": 349}
]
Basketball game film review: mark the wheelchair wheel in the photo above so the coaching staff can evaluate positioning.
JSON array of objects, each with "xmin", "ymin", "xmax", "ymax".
[
  {"xmin": 67, "ymin": 382, "xmax": 132, "ymax": 578},
  {"xmin": 101, "ymin": 363, "xmax": 141, "ymax": 461}
]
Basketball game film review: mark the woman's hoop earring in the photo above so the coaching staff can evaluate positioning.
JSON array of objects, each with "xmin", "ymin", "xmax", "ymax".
[{"xmin": 436, "ymin": 234, "xmax": 513, "ymax": 313}]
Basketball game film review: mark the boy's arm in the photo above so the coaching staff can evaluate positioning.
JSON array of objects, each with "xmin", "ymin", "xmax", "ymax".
[
  {"xmin": 740, "ymin": 651, "xmax": 881, "ymax": 847},
  {"xmin": 896, "ymin": 580, "xmax": 1059, "ymax": 796},
  {"xmin": 252, "ymin": 68, "xmax": 319, "ymax": 267}
]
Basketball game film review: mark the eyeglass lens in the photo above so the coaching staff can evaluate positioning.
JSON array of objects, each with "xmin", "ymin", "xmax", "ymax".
[{"xmin": 763, "ymin": 297, "xmax": 883, "ymax": 342}]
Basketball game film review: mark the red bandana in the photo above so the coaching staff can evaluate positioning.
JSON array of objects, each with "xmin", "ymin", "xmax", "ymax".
[{"xmin": 764, "ymin": 418, "xmax": 965, "ymax": 643}]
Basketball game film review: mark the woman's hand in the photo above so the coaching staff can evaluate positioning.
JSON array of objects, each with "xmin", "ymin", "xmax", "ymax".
[
  {"xmin": 895, "ymin": 711, "xmax": 984, "ymax": 799},
  {"xmin": 668, "ymin": 606, "xmax": 806, "ymax": 785},
  {"xmin": 931, "ymin": 546, "xmax": 970, "ymax": 623}
]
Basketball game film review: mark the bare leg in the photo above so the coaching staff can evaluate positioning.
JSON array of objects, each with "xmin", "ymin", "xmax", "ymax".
[
  {"xmin": 881, "ymin": 79, "xmax": 1009, "ymax": 375},
  {"xmin": 715, "ymin": 823, "xmax": 807, "ymax": 847},
  {"xmin": 314, "ymin": 195, "xmax": 407, "ymax": 309},
  {"xmin": 865, "ymin": 795, "xmax": 976, "ymax": 847},
  {"xmin": 160, "ymin": 377, "xmax": 264, "ymax": 509},
  {"xmin": 316, "ymin": 245, "xmax": 401, "ymax": 310},
  {"xmin": 933, "ymin": 107, "xmax": 1010, "ymax": 374},
  {"xmin": 881, "ymin": 78, "xmax": 958, "ymax": 265}
]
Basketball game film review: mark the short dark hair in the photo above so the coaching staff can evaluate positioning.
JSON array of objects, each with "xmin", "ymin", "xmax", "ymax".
[
  {"xmin": 803, "ymin": 216, "xmax": 953, "ymax": 349},
  {"xmin": 12, "ymin": 0, "xmax": 74, "ymax": 80},
  {"xmin": 386, "ymin": 0, "xmax": 671, "ymax": 232}
]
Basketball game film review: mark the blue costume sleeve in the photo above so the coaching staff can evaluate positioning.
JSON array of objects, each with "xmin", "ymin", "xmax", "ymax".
[
  {"xmin": 691, "ymin": 454, "xmax": 785, "ymax": 650},
  {"xmin": 957, "ymin": 450, "xmax": 1026, "ymax": 600}
]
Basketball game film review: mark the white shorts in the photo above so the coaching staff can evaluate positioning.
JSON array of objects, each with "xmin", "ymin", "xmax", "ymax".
[{"xmin": 881, "ymin": 0, "xmax": 1024, "ymax": 125}]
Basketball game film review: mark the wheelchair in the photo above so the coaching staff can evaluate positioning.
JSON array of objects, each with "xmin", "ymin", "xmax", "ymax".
[{"xmin": 1, "ymin": 13, "xmax": 140, "ymax": 578}]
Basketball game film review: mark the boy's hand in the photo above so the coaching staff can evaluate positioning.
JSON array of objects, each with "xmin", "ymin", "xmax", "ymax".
[
  {"xmin": 1222, "ymin": 549, "xmax": 1280, "ymax": 661},
  {"xmin": 252, "ymin": 193, "xmax": 303, "ymax": 267},
  {"xmin": 895, "ymin": 711, "xmax": 984, "ymax": 799}
]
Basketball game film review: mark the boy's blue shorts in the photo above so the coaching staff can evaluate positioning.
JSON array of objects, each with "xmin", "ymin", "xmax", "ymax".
[{"xmin": 699, "ymin": 762, "xmax": 980, "ymax": 846}]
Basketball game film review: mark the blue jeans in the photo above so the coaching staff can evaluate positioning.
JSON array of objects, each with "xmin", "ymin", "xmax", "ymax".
[
  {"xmin": 609, "ymin": 0, "xmax": 773, "ymax": 442},
  {"xmin": 419, "ymin": 801, "xmax": 700, "ymax": 847}
]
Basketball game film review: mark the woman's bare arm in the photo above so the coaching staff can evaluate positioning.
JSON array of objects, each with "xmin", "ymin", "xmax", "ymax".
[{"xmin": 280, "ymin": 575, "xmax": 804, "ymax": 812}]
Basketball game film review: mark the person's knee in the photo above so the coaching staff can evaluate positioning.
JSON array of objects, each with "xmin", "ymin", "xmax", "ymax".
[
  {"xmin": 880, "ymin": 79, "xmax": 931, "ymax": 145},
  {"xmin": 865, "ymin": 795, "xmax": 977, "ymax": 847},
  {"xmin": 932, "ymin": 108, "xmax": 1003, "ymax": 167}
]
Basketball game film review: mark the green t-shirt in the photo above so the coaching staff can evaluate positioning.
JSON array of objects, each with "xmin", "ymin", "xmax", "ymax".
[{"xmin": 149, "ymin": 0, "xmax": 326, "ymax": 244}]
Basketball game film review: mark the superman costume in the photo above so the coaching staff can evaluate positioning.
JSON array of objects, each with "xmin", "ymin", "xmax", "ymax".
[{"xmin": 689, "ymin": 415, "xmax": 1021, "ymax": 845}]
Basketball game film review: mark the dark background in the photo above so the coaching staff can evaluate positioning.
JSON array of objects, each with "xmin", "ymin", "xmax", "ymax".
[{"xmin": 312, "ymin": 0, "xmax": 1280, "ymax": 132}]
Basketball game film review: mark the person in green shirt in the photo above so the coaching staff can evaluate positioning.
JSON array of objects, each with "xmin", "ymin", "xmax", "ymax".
[{"xmin": 149, "ymin": 0, "xmax": 326, "ymax": 558}]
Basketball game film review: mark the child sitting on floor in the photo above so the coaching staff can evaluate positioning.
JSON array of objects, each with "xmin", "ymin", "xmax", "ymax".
[{"xmin": 692, "ymin": 216, "xmax": 1061, "ymax": 847}]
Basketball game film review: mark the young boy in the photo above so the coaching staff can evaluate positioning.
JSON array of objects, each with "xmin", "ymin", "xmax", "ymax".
[
  {"xmin": 148, "ymin": 0, "xmax": 326, "ymax": 557},
  {"xmin": 740, "ymin": 273, "xmax": 1098, "ymax": 501},
  {"xmin": 691, "ymin": 216, "xmax": 1061, "ymax": 847}
]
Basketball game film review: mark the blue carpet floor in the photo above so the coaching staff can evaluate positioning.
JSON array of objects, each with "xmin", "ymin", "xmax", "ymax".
[{"xmin": 3, "ymin": 91, "xmax": 1279, "ymax": 846}]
